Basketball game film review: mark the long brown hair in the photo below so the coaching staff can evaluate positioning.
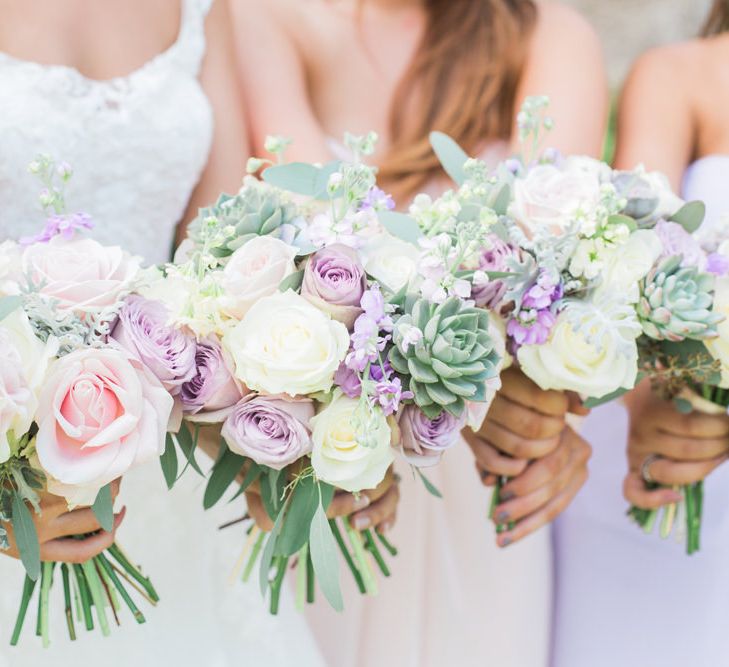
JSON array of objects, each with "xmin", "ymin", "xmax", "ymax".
[
  {"xmin": 376, "ymin": 0, "xmax": 537, "ymax": 203},
  {"xmin": 702, "ymin": 0, "xmax": 729, "ymax": 36}
]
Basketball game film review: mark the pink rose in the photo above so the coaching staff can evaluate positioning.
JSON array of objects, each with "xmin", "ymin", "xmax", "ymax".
[
  {"xmin": 35, "ymin": 348, "xmax": 173, "ymax": 506},
  {"xmin": 21, "ymin": 237, "xmax": 141, "ymax": 314}
]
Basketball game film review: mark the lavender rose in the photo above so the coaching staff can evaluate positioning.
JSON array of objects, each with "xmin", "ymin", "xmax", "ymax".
[
  {"xmin": 399, "ymin": 405, "xmax": 466, "ymax": 468},
  {"xmin": 180, "ymin": 337, "xmax": 243, "ymax": 421},
  {"xmin": 471, "ymin": 235, "xmax": 519, "ymax": 309},
  {"xmin": 222, "ymin": 395, "xmax": 314, "ymax": 470},
  {"xmin": 112, "ymin": 295, "xmax": 196, "ymax": 395},
  {"xmin": 301, "ymin": 244, "xmax": 366, "ymax": 329}
]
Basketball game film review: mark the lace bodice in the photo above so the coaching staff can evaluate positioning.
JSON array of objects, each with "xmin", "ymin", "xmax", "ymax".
[{"xmin": 0, "ymin": 0, "xmax": 214, "ymax": 264}]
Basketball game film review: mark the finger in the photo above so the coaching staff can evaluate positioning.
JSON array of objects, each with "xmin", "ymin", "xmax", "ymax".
[
  {"xmin": 567, "ymin": 392, "xmax": 591, "ymax": 416},
  {"xmin": 477, "ymin": 467, "xmax": 498, "ymax": 487},
  {"xmin": 623, "ymin": 472, "xmax": 683, "ymax": 509},
  {"xmin": 244, "ymin": 492, "xmax": 274, "ymax": 532},
  {"xmin": 327, "ymin": 492, "xmax": 371, "ymax": 518},
  {"xmin": 658, "ymin": 410, "xmax": 729, "ymax": 440},
  {"xmin": 633, "ymin": 432, "xmax": 729, "ymax": 462},
  {"xmin": 499, "ymin": 367, "xmax": 569, "ymax": 417},
  {"xmin": 49, "ymin": 508, "xmax": 104, "ymax": 540},
  {"xmin": 463, "ymin": 431, "xmax": 528, "ymax": 477},
  {"xmin": 487, "ymin": 396, "xmax": 566, "ymax": 442},
  {"xmin": 496, "ymin": 467, "xmax": 588, "ymax": 547},
  {"xmin": 41, "ymin": 509, "xmax": 125, "ymax": 564},
  {"xmin": 351, "ymin": 484, "xmax": 400, "ymax": 531},
  {"xmin": 477, "ymin": 417, "xmax": 561, "ymax": 459},
  {"xmin": 649, "ymin": 454, "xmax": 729, "ymax": 486},
  {"xmin": 110, "ymin": 478, "xmax": 122, "ymax": 501}
]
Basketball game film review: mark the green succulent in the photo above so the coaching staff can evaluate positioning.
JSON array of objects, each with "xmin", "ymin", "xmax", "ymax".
[
  {"xmin": 187, "ymin": 179, "xmax": 299, "ymax": 258},
  {"xmin": 637, "ymin": 256, "xmax": 723, "ymax": 342},
  {"xmin": 389, "ymin": 297, "xmax": 501, "ymax": 419}
]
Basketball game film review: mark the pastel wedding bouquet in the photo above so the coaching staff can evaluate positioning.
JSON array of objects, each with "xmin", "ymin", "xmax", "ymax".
[
  {"xmin": 1, "ymin": 157, "xmax": 170, "ymax": 646},
  {"xmin": 150, "ymin": 133, "xmax": 504, "ymax": 612}
]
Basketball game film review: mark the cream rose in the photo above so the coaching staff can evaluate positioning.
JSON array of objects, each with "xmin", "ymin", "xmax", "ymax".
[
  {"xmin": 0, "ymin": 241, "xmax": 21, "ymax": 296},
  {"xmin": 705, "ymin": 277, "xmax": 729, "ymax": 387},
  {"xmin": 362, "ymin": 233, "xmax": 421, "ymax": 293},
  {"xmin": 223, "ymin": 290, "xmax": 349, "ymax": 396},
  {"xmin": 0, "ymin": 342, "xmax": 34, "ymax": 463},
  {"xmin": 517, "ymin": 298, "xmax": 640, "ymax": 398},
  {"xmin": 221, "ymin": 236, "xmax": 298, "ymax": 319},
  {"xmin": 511, "ymin": 158, "xmax": 604, "ymax": 234},
  {"xmin": 21, "ymin": 237, "xmax": 141, "ymax": 314},
  {"xmin": 35, "ymin": 348, "xmax": 173, "ymax": 506},
  {"xmin": 310, "ymin": 392, "xmax": 394, "ymax": 492}
]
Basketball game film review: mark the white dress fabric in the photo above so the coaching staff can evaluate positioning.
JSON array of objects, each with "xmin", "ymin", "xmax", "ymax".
[
  {"xmin": 550, "ymin": 156, "xmax": 729, "ymax": 667},
  {"xmin": 304, "ymin": 139, "xmax": 552, "ymax": 667},
  {"xmin": 0, "ymin": 2, "xmax": 324, "ymax": 665}
]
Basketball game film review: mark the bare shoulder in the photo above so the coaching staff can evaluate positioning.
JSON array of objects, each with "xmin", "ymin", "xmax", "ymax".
[
  {"xmin": 229, "ymin": 0, "xmax": 314, "ymax": 31},
  {"xmin": 532, "ymin": 2, "xmax": 601, "ymax": 52}
]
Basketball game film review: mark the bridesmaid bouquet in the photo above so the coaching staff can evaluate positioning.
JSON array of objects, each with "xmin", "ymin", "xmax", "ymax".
[
  {"xmin": 153, "ymin": 133, "xmax": 504, "ymax": 612},
  {"xmin": 1, "ymin": 157, "xmax": 172, "ymax": 646}
]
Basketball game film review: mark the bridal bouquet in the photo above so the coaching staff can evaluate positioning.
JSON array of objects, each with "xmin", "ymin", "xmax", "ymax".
[
  {"xmin": 1, "ymin": 156, "xmax": 170, "ymax": 646},
  {"xmin": 153, "ymin": 133, "xmax": 503, "ymax": 612}
]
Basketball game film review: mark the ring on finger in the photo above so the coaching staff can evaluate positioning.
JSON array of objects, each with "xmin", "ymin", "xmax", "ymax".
[{"xmin": 641, "ymin": 453, "xmax": 661, "ymax": 485}]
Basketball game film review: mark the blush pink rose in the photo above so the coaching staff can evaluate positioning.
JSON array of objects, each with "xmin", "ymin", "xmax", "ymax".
[
  {"xmin": 35, "ymin": 347, "xmax": 173, "ymax": 506},
  {"xmin": 21, "ymin": 237, "xmax": 141, "ymax": 314}
]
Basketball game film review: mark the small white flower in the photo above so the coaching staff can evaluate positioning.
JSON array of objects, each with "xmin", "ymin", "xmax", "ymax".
[{"xmin": 397, "ymin": 323, "xmax": 423, "ymax": 353}]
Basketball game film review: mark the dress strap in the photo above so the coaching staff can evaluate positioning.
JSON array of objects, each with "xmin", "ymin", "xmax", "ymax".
[{"xmin": 167, "ymin": 0, "xmax": 213, "ymax": 77}]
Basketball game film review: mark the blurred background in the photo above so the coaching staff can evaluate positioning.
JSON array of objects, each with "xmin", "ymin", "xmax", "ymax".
[{"xmin": 566, "ymin": 0, "xmax": 712, "ymax": 86}]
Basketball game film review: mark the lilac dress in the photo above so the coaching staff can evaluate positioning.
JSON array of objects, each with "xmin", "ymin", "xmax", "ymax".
[{"xmin": 551, "ymin": 156, "xmax": 729, "ymax": 667}]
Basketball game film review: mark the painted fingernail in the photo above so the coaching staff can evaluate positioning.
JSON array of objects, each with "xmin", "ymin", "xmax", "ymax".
[
  {"xmin": 500, "ymin": 536, "xmax": 512, "ymax": 548},
  {"xmin": 380, "ymin": 521, "xmax": 393, "ymax": 534},
  {"xmin": 353, "ymin": 495, "xmax": 371, "ymax": 511},
  {"xmin": 353, "ymin": 516, "xmax": 371, "ymax": 531},
  {"xmin": 500, "ymin": 491, "xmax": 515, "ymax": 502},
  {"xmin": 667, "ymin": 491, "xmax": 683, "ymax": 502},
  {"xmin": 496, "ymin": 511, "xmax": 510, "ymax": 523}
]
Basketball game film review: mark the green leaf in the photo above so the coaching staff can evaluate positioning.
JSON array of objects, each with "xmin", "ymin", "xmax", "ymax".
[
  {"xmin": 278, "ymin": 269, "xmax": 304, "ymax": 293},
  {"xmin": 175, "ymin": 423, "xmax": 204, "ymax": 477},
  {"xmin": 160, "ymin": 433, "xmax": 178, "ymax": 489},
  {"xmin": 260, "ymin": 468, "xmax": 285, "ymax": 520},
  {"xmin": 230, "ymin": 461, "xmax": 262, "ymax": 501},
  {"xmin": 11, "ymin": 492, "xmax": 40, "ymax": 581},
  {"xmin": 582, "ymin": 386, "xmax": 629, "ymax": 409},
  {"xmin": 415, "ymin": 468, "xmax": 443, "ymax": 498},
  {"xmin": 429, "ymin": 132, "xmax": 469, "ymax": 185},
  {"xmin": 258, "ymin": 506, "xmax": 286, "ymax": 596},
  {"xmin": 91, "ymin": 484, "xmax": 114, "ymax": 532},
  {"xmin": 377, "ymin": 211, "xmax": 424, "ymax": 245},
  {"xmin": 0, "ymin": 295, "xmax": 22, "ymax": 322},
  {"xmin": 491, "ymin": 184, "xmax": 511, "ymax": 216},
  {"xmin": 203, "ymin": 445, "xmax": 247, "ymax": 510},
  {"xmin": 319, "ymin": 481, "xmax": 335, "ymax": 512},
  {"xmin": 309, "ymin": 501, "xmax": 343, "ymax": 611},
  {"xmin": 674, "ymin": 397, "xmax": 693, "ymax": 414},
  {"xmin": 669, "ymin": 201, "xmax": 706, "ymax": 233},
  {"xmin": 607, "ymin": 214, "xmax": 637, "ymax": 232},
  {"xmin": 275, "ymin": 475, "xmax": 319, "ymax": 557},
  {"xmin": 262, "ymin": 161, "xmax": 341, "ymax": 200}
]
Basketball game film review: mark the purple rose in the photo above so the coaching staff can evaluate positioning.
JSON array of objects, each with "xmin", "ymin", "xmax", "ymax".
[
  {"xmin": 399, "ymin": 405, "xmax": 466, "ymax": 468},
  {"xmin": 301, "ymin": 244, "xmax": 366, "ymax": 329},
  {"xmin": 180, "ymin": 338, "xmax": 243, "ymax": 420},
  {"xmin": 222, "ymin": 395, "xmax": 314, "ymax": 470},
  {"xmin": 471, "ymin": 235, "xmax": 519, "ymax": 309},
  {"xmin": 112, "ymin": 295, "xmax": 196, "ymax": 395}
]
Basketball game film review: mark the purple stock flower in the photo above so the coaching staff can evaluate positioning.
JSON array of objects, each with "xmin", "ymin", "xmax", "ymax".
[
  {"xmin": 222, "ymin": 395, "xmax": 314, "ymax": 470},
  {"xmin": 507, "ymin": 307, "xmax": 556, "ymax": 348},
  {"xmin": 471, "ymin": 235, "xmax": 519, "ymax": 309},
  {"xmin": 522, "ymin": 271, "xmax": 563, "ymax": 310},
  {"xmin": 375, "ymin": 377, "xmax": 413, "ymax": 416},
  {"xmin": 334, "ymin": 362, "xmax": 362, "ymax": 398},
  {"xmin": 20, "ymin": 212, "xmax": 94, "ymax": 245},
  {"xmin": 360, "ymin": 187, "xmax": 395, "ymax": 212},
  {"xmin": 707, "ymin": 252, "xmax": 729, "ymax": 277},
  {"xmin": 180, "ymin": 338, "xmax": 243, "ymax": 417},
  {"xmin": 399, "ymin": 405, "xmax": 466, "ymax": 468},
  {"xmin": 111, "ymin": 295, "xmax": 197, "ymax": 395}
]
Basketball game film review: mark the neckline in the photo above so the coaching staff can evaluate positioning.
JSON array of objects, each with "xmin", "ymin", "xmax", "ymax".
[{"xmin": 0, "ymin": 0, "xmax": 187, "ymax": 86}]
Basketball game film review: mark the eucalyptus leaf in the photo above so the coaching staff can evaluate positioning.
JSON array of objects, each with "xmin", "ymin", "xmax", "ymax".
[
  {"xmin": 259, "ymin": 506, "xmax": 286, "ymax": 596},
  {"xmin": 91, "ymin": 484, "xmax": 114, "ymax": 532},
  {"xmin": 11, "ymin": 492, "xmax": 40, "ymax": 581},
  {"xmin": 263, "ymin": 161, "xmax": 341, "ymax": 200},
  {"xmin": 275, "ymin": 475, "xmax": 319, "ymax": 557},
  {"xmin": 669, "ymin": 201, "xmax": 706, "ymax": 233},
  {"xmin": 309, "ymin": 501, "xmax": 343, "ymax": 611},
  {"xmin": 0, "ymin": 295, "xmax": 22, "ymax": 322},
  {"xmin": 203, "ymin": 445, "xmax": 247, "ymax": 510},
  {"xmin": 674, "ymin": 397, "xmax": 694, "ymax": 414},
  {"xmin": 160, "ymin": 433, "xmax": 178, "ymax": 490},
  {"xmin": 230, "ymin": 461, "xmax": 262, "ymax": 501},
  {"xmin": 261, "ymin": 469, "xmax": 285, "ymax": 521},
  {"xmin": 491, "ymin": 184, "xmax": 512, "ymax": 216},
  {"xmin": 415, "ymin": 468, "xmax": 443, "ymax": 499},
  {"xmin": 583, "ymin": 387, "xmax": 629, "ymax": 409},
  {"xmin": 607, "ymin": 214, "xmax": 637, "ymax": 232},
  {"xmin": 278, "ymin": 270, "xmax": 304, "ymax": 293},
  {"xmin": 175, "ymin": 423, "xmax": 204, "ymax": 477},
  {"xmin": 319, "ymin": 481, "xmax": 335, "ymax": 512},
  {"xmin": 429, "ymin": 132, "xmax": 469, "ymax": 185},
  {"xmin": 377, "ymin": 211, "xmax": 424, "ymax": 245}
]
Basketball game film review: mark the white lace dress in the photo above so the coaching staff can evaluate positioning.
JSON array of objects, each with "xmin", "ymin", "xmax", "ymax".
[{"xmin": 0, "ymin": 2, "xmax": 324, "ymax": 665}]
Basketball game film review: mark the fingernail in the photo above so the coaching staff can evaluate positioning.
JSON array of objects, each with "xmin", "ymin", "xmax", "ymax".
[
  {"xmin": 499, "ymin": 536, "xmax": 512, "ymax": 548},
  {"xmin": 667, "ymin": 491, "xmax": 683, "ymax": 503},
  {"xmin": 380, "ymin": 521, "xmax": 393, "ymax": 534},
  {"xmin": 500, "ymin": 491, "xmax": 515, "ymax": 502},
  {"xmin": 495, "ymin": 510, "xmax": 510, "ymax": 524},
  {"xmin": 353, "ymin": 495, "xmax": 371, "ymax": 511},
  {"xmin": 353, "ymin": 516, "xmax": 371, "ymax": 531}
]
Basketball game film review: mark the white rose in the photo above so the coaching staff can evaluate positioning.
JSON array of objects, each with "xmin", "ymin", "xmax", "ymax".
[
  {"xmin": 705, "ymin": 277, "xmax": 729, "ymax": 387},
  {"xmin": 362, "ymin": 233, "xmax": 421, "ymax": 292},
  {"xmin": 221, "ymin": 236, "xmax": 298, "ymax": 319},
  {"xmin": 517, "ymin": 298, "xmax": 640, "ymax": 398},
  {"xmin": 0, "ymin": 241, "xmax": 21, "ymax": 296},
  {"xmin": 596, "ymin": 229, "xmax": 663, "ymax": 303},
  {"xmin": 223, "ymin": 290, "xmax": 349, "ymax": 396},
  {"xmin": 641, "ymin": 169, "xmax": 684, "ymax": 220},
  {"xmin": 311, "ymin": 392, "xmax": 394, "ymax": 492},
  {"xmin": 511, "ymin": 158, "xmax": 604, "ymax": 234},
  {"xmin": 0, "ymin": 343, "xmax": 34, "ymax": 463}
]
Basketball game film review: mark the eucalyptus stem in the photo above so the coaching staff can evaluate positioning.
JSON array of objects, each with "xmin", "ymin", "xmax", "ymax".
[
  {"xmin": 97, "ymin": 553, "xmax": 146, "ymax": 624},
  {"xmin": 295, "ymin": 545, "xmax": 308, "ymax": 612},
  {"xmin": 106, "ymin": 544, "xmax": 159, "ymax": 602},
  {"xmin": 375, "ymin": 531, "xmax": 398, "ymax": 557},
  {"xmin": 344, "ymin": 517, "xmax": 377, "ymax": 596},
  {"xmin": 363, "ymin": 529, "xmax": 390, "ymax": 577},
  {"xmin": 10, "ymin": 574, "xmax": 36, "ymax": 646},
  {"xmin": 81, "ymin": 559, "xmax": 110, "ymax": 637},
  {"xmin": 39, "ymin": 561, "xmax": 54, "ymax": 648},
  {"xmin": 242, "ymin": 531, "xmax": 265, "ymax": 583},
  {"xmin": 72, "ymin": 564, "xmax": 94, "ymax": 631},
  {"xmin": 269, "ymin": 556, "xmax": 289, "ymax": 616},
  {"xmin": 95, "ymin": 559, "xmax": 121, "ymax": 626},
  {"xmin": 329, "ymin": 519, "xmax": 365, "ymax": 594},
  {"xmin": 61, "ymin": 564, "xmax": 77, "ymax": 641},
  {"xmin": 306, "ymin": 547, "xmax": 315, "ymax": 604}
]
